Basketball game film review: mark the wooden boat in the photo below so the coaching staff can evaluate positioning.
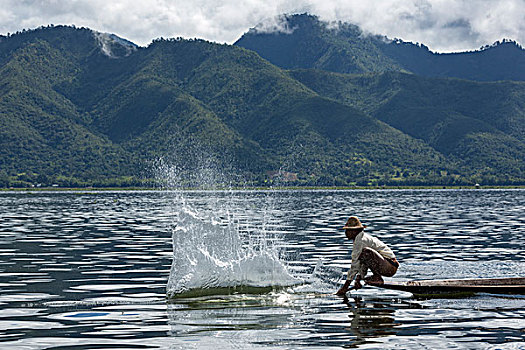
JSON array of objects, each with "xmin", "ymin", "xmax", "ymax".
[{"xmin": 369, "ymin": 277, "xmax": 525, "ymax": 295}]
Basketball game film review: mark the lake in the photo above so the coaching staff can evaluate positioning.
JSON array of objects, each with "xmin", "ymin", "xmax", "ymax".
[{"xmin": 0, "ymin": 189, "xmax": 524, "ymax": 349}]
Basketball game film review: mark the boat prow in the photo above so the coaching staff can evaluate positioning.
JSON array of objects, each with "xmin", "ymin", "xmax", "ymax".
[{"xmin": 369, "ymin": 277, "xmax": 525, "ymax": 296}]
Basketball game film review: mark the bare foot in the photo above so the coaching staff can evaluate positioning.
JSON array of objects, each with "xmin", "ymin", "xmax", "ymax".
[{"xmin": 364, "ymin": 275, "xmax": 384, "ymax": 285}]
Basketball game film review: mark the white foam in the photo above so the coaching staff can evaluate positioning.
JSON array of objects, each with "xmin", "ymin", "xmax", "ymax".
[{"xmin": 166, "ymin": 195, "xmax": 300, "ymax": 297}]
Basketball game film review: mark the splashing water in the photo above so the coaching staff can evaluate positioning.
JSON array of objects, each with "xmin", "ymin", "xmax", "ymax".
[
  {"xmin": 167, "ymin": 203, "xmax": 300, "ymax": 297},
  {"xmin": 157, "ymin": 151, "xmax": 301, "ymax": 298}
]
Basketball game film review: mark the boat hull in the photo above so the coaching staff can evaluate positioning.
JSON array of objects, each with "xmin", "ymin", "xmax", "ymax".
[{"xmin": 372, "ymin": 277, "xmax": 525, "ymax": 295}]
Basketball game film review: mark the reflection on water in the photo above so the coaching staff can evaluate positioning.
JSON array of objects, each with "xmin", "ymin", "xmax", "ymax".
[
  {"xmin": 0, "ymin": 190, "xmax": 524, "ymax": 349},
  {"xmin": 343, "ymin": 297, "xmax": 399, "ymax": 347}
]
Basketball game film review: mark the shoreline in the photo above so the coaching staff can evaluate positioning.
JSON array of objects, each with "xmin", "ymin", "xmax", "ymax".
[{"xmin": 2, "ymin": 185, "xmax": 524, "ymax": 192}]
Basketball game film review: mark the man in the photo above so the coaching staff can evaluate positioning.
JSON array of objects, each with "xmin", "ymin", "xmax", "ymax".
[{"xmin": 336, "ymin": 216, "xmax": 399, "ymax": 295}]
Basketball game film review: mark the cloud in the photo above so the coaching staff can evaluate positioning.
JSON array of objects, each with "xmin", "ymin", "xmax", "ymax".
[{"xmin": 0, "ymin": 0, "xmax": 523, "ymax": 52}]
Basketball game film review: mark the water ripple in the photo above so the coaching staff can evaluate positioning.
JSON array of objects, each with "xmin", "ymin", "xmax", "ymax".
[{"xmin": 0, "ymin": 190, "xmax": 523, "ymax": 349}]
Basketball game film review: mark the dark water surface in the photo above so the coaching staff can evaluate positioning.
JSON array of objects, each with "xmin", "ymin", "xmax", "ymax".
[{"xmin": 0, "ymin": 189, "xmax": 524, "ymax": 349}]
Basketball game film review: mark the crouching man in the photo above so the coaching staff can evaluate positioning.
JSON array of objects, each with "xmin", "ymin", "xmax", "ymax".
[{"xmin": 336, "ymin": 216, "xmax": 399, "ymax": 295}]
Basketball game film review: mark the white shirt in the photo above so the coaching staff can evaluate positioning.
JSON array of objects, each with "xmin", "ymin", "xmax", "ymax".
[{"xmin": 346, "ymin": 231, "xmax": 395, "ymax": 281}]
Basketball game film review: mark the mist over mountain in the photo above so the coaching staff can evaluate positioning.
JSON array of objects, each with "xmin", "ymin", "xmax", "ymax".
[
  {"xmin": 1, "ymin": 21, "xmax": 523, "ymax": 187},
  {"xmin": 235, "ymin": 14, "xmax": 525, "ymax": 82}
]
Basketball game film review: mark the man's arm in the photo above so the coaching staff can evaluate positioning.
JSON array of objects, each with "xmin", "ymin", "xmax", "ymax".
[
  {"xmin": 336, "ymin": 234, "xmax": 364, "ymax": 295},
  {"xmin": 336, "ymin": 274, "xmax": 362, "ymax": 295}
]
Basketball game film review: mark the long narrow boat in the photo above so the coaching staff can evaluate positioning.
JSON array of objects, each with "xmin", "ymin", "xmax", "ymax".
[{"xmin": 369, "ymin": 277, "xmax": 525, "ymax": 295}]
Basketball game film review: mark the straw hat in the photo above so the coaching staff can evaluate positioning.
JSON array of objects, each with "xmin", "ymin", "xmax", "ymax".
[{"xmin": 342, "ymin": 216, "xmax": 366, "ymax": 230}]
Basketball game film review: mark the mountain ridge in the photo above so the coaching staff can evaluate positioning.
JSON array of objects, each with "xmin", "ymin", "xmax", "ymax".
[
  {"xmin": 0, "ymin": 22, "xmax": 523, "ymax": 187},
  {"xmin": 235, "ymin": 13, "xmax": 525, "ymax": 82}
]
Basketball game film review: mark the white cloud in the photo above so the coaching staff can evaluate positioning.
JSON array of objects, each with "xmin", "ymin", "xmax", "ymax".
[{"xmin": 0, "ymin": 0, "xmax": 523, "ymax": 52}]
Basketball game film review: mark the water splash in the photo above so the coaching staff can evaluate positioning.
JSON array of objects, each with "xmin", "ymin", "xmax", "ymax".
[
  {"xmin": 292, "ymin": 260, "xmax": 344, "ymax": 294},
  {"xmin": 167, "ymin": 203, "xmax": 300, "ymax": 297},
  {"xmin": 158, "ymin": 148, "xmax": 300, "ymax": 298}
]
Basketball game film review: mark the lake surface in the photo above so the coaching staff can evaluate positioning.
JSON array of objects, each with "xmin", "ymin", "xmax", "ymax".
[{"xmin": 0, "ymin": 189, "xmax": 524, "ymax": 349}]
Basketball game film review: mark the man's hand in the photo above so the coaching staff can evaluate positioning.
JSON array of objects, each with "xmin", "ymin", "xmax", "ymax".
[
  {"xmin": 354, "ymin": 275, "xmax": 363, "ymax": 290},
  {"xmin": 336, "ymin": 280, "xmax": 351, "ymax": 295},
  {"xmin": 353, "ymin": 280, "xmax": 362, "ymax": 290}
]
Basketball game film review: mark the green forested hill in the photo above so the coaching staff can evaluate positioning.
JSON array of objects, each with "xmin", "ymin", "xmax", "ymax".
[
  {"xmin": 289, "ymin": 70, "xmax": 525, "ymax": 183},
  {"xmin": 235, "ymin": 14, "xmax": 525, "ymax": 82},
  {"xmin": 0, "ymin": 28, "xmax": 135, "ymax": 186},
  {"xmin": 235, "ymin": 14, "xmax": 403, "ymax": 75},
  {"xmin": 0, "ymin": 24, "xmax": 523, "ymax": 187}
]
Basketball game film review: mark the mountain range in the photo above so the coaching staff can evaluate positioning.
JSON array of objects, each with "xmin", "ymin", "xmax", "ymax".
[
  {"xmin": 1, "ymin": 14, "xmax": 524, "ymax": 187},
  {"xmin": 236, "ymin": 14, "xmax": 525, "ymax": 81}
]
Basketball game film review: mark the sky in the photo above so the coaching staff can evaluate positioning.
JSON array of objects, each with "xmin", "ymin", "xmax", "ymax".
[{"xmin": 0, "ymin": 0, "xmax": 523, "ymax": 53}]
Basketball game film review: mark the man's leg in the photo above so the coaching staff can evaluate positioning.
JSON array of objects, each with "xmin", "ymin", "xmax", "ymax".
[{"xmin": 358, "ymin": 247, "xmax": 397, "ymax": 284}]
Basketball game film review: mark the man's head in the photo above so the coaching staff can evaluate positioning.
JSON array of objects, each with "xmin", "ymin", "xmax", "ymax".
[{"xmin": 342, "ymin": 216, "xmax": 366, "ymax": 240}]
